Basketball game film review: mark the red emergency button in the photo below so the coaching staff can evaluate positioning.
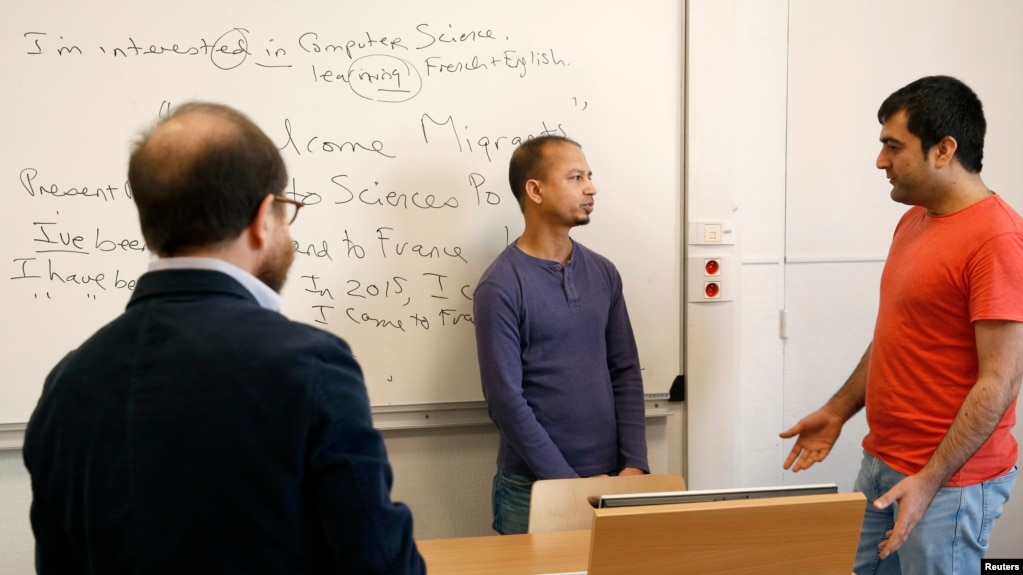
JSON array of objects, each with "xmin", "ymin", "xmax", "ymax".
[{"xmin": 705, "ymin": 282, "xmax": 720, "ymax": 298}]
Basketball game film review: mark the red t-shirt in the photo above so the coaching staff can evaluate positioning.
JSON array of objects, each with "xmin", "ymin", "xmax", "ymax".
[{"xmin": 863, "ymin": 194, "xmax": 1023, "ymax": 486}]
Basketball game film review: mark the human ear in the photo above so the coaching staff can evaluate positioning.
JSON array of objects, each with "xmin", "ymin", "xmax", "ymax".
[
  {"xmin": 247, "ymin": 194, "xmax": 277, "ymax": 250},
  {"xmin": 524, "ymin": 179, "xmax": 543, "ymax": 205},
  {"xmin": 932, "ymin": 135, "xmax": 958, "ymax": 169}
]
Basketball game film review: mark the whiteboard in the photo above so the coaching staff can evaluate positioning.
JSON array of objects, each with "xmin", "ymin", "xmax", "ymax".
[{"xmin": 1, "ymin": 0, "xmax": 682, "ymax": 424}]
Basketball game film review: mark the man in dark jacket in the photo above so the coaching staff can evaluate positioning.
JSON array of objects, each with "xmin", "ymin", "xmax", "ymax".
[{"xmin": 23, "ymin": 102, "xmax": 425, "ymax": 574}]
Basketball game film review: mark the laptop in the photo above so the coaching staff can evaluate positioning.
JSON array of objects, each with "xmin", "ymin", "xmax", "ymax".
[{"xmin": 597, "ymin": 482, "xmax": 838, "ymax": 508}]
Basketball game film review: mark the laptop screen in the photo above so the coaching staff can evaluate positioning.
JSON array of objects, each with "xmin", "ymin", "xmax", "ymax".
[{"xmin": 597, "ymin": 483, "xmax": 838, "ymax": 508}]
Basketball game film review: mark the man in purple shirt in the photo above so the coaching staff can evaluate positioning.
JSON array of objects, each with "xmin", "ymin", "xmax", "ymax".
[{"xmin": 473, "ymin": 135, "xmax": 649, "ymax": 534}]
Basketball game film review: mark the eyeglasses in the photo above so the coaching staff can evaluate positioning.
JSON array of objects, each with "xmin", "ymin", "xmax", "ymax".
[{"xmin": 273, "ymin": 195, "xmax": 303, "ymax": 225}]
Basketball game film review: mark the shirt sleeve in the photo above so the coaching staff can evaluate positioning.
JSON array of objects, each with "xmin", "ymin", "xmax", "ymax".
[
  {"xmin": 968, "ymin": 232, "xmax": 1023, "ymax": 323},
  {"xmin": 25, "ymin": 358, "xmax": 88, "ymax": 575},
  {"xmin": 605, "ymin": 271, "xmax": 650, "ymax": 473},
  {"xmin": 308, "ymin": 339, "xmax": 425, "ymax": 575},
  {"xmin": 27, "ymin": 490, "xmax": 86, "ymax": 575},
  {"xmin": 473, "ymin": 279, "xmax": 578, "ymax": 479}
]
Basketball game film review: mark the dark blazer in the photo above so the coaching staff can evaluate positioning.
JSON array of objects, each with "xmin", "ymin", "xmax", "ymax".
[{"xmin": 23, "ymin": 269, "xmax": 425, "ymax": 575}]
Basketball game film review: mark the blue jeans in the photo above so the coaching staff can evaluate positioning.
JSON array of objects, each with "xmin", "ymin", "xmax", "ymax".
[
  {"xmin": 853, "ymin": 451, "xmax": 1017, "ymax": 575},
  {"xmin": 491, "ymin": 470, "xmax": 536, "ymax": 535}
]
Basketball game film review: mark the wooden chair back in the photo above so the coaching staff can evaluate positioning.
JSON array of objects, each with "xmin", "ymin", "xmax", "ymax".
[{"xmin": 527, "ymin": 473, "xmax": 687, "ymax": 533}]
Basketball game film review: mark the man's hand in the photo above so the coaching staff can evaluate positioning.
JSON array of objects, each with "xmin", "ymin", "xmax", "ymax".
[
  {"xmin": 872, "ymin": 473, "xmax": 941, "ymax": 559},
  {"xmin": 779, "ymin": 408, "xmax": 846, "ymax": 472},
  {"xmin": 618, "ymin": 467, "xmax": 645, "ymax": 476}
]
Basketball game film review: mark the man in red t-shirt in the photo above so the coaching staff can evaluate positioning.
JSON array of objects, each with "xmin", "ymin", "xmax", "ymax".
[{"xmin": 781, "ymin": 76, "xmax": 1023, "ymax": 575}]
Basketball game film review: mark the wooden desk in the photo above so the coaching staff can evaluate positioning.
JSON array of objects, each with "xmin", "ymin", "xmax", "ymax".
[
  {"xmin": 418, "ymin": 530, "xmax": 590, "ymax": 574},
  {"xmin": 418, "ymin": 529, "xmax": 856, "ymax": 575},
  {"xmin": 418, "ymin": 493, "xmax": 863, "ymax": 574}
]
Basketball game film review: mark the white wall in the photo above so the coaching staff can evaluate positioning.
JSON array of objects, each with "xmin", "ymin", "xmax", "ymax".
[
  {"xmin": 0, "ymin": 451, "xmax": 33, "ymax": 572},
  {"xmin": 686, "ymin": 0, "xmax": 791, "ymax": 491}
]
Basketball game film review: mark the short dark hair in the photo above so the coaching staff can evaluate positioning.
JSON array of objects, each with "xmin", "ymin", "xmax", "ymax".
[
  {"xmin": 128, "ymin": 102, "xmax": 288, "ymax": 256},
  {"xmin": 877, "ymin": 75, "xmax": 986, "ymax": 173},
  {"xmin": 508, "ymin": 135, "xmax": 581, "ymax": 209}
]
